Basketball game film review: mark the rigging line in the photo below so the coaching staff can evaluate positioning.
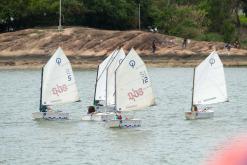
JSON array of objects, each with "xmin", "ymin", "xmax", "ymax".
[{"xmin": 97, "ymin": 49, "xmax": 120, "ymax": 80}]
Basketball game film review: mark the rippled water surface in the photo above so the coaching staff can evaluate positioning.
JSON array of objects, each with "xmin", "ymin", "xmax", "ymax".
[{"xmin": 1, "ymin": 68, "xmax": 247, "ymax": 165}]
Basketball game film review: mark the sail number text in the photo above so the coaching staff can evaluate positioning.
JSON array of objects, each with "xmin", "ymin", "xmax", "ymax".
[
  {"xmin": 66, "ymin": 69, "xmax": 72, "ymax": 81},
  {"xmin": 140, "ymin": 71, "xmax": 148, "ymax": 84}
]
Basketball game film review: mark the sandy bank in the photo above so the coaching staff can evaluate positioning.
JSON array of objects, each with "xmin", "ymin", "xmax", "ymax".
[{"xmin": 0, "ymin": 26, "xmax": 247, "ymax": 69}]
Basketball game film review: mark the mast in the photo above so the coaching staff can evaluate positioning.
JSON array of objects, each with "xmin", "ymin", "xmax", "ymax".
[
  {"xmin": 105, "ymin": 66, "xmax": 109, "ymax": 106},
  {"xmin": 114, "ymin": 68, "xmax": 117, "ymax": 111},
  {"xmin": 191, "ymin": 68, "xmax": 195, "ymax": 112},
  {"xmin": 93, "ymin": 65, "xmax": 99, "ymax": 105},
  {"xmin": 105, "ymin": 49, "xmax": 120, "ymax": 107},
  {"xmin": 39, "ymin": 67, "xmax": 44, "ymax": 112},
  {"xmin": 114, "ymin": 50, "xmax": 127, "ymax": 111}
]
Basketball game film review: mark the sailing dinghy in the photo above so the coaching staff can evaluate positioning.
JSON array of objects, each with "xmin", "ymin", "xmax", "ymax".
[
  {"xmin": 105, "ymin": 48, "xmax": 155, "ymax": 128},
  {"xmin": 32, "ymin": 47, "xmax": 80, "ymax": 120},
  {"xmin": 81, "ymin": 48, "xmax": 130, "ymax": 121},
  {"xmin": 185, "ymin": 51, "xmax": 228, "ymax": 120}
]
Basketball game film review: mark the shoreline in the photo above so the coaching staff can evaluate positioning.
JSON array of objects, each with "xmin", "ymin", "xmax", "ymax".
[
  {"xmin": 1, "ymin": 54, "xmax": 247, "ymax": 69},
  {"xmin": 1, "ymin": 27, "xmax": 247, "ymax": 69}
]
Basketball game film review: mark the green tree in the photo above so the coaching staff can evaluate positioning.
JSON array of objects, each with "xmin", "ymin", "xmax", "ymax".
[
  {"xmin": 0, "ymin": 0, "xmax": 29, "ymax": 30},
  {"xmin": 83, "ymin": 0, "xmax": 136, "ymax": 29},
  {"xmin": 151, "ymin": 4, "xmax": 207, "ymax": 38}
]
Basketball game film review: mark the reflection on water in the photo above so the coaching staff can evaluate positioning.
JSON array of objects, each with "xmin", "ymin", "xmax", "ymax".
[{"xmin": 0, "ymin": 68, "xmax": 247, "ymax": 165}]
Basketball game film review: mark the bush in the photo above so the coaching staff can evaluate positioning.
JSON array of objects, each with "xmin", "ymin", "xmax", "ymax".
[
  {"xmin": 153, "ymin": 5, "xmax": 207, "ymax": 38},
  {"xmin": 222, "ymin": 19, "xmax": 236, "ymax": 43},
  {"xmin": 240, "ymin": 39, "xmax": 247, "ymax": 49},
  {"xmin": 194, "ymin": 32, "xmax": 224, "ymax": 42},
  {"xmin": 240, "ymin": 15, "xmax": 247, "ymax": 27}
]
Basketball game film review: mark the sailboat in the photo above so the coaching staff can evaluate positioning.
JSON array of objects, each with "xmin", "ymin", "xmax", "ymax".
[
  {"xmin": 95, "ymin": 48, "xmax": 125, "ymax": 109},
  {"xmin": 32, "ymin": 47, "xmax": 80, "ymax": 120},
  {"xmin": 105, "ymin": 48, "xmax": 155, "ymax": 128},
  {"xmin": 81, "ymin": 48, "xmax": 128, "ymax": 121},
  {"xmin": 185, "ymin": 51, "xmax": 228, "ymax": 120}
]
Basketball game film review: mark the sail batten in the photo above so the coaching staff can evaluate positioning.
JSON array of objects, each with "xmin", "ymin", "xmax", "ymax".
[
  {"xmin": 115, "ymin": 48, "xmax": 155, "ymax": 111},
  {"xmin": 193, "ymin": 51, "xmax": 228, "ymax": 105},
  {"xmin": 41, "ymin": 47, "xmax": 80, "ymax": 106}
]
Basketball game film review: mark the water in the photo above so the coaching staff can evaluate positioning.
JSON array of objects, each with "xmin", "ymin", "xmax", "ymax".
[{"xmin": 1, "ymin": 68, "xmax": 247, "ymax": 165}]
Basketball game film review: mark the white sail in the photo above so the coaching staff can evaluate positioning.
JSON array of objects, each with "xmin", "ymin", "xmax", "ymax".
[
  {"xmin": 94, "ymin": 49, "xmax": 119, "ymax": 102},
  {"xmin": 193, "ymin": 51, "xmax": 228, "ymax": 105},
  {"xmin": 115, "ymin": 48, "xmax": 155, "ymax": 111},
  {"xmin": 106, "ymin": 48, "xmax": 126, "ymax": 106},
  {"xmin": 42, "ymin": 47, "xmax": 80, "ymax": 106}
]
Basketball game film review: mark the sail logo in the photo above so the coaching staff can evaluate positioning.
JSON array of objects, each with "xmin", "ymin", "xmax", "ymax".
[
  {"xmin": 128, "ymin": 88, "xmax": 144, "ymax": 101},
  {"xmin": 129, "ymin": 60, "xmax": 136, "ymax": 68},
  {"xmin": 52, "ymin": 84, "xmax": 68, "ymax": 96},
  {"xmin": 56, "ymin": 58, "xmax": 62, "ymax": 65},
  {"xmin": 140, "ymin": 71, "xmax": 148, "ymax": 84},
  {"xmin": 209, "ymin": 58, "xmax": 215, "ymax": 66}
]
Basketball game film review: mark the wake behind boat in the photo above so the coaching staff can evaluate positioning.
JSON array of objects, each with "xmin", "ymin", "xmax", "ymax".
[
  {"xmin": 185, "ymin": 51, "xmax": 228, "ymax": 120},
  {"xmin": 32, "ymin": 47, "xmax": 80, "ymax": 120}
]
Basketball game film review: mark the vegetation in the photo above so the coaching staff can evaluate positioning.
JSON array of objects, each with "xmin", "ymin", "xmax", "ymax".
[
  {"xmin": 240, "ymin": 15, "xmax": 247, "ymax": 26},
  {"xmin": 0, "ymin": 0, "xmax": 247, "ymax": 44}
]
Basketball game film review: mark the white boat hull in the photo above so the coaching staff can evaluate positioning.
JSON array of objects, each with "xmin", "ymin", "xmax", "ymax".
[
  {"xmin": 105, "ymin": 119, "xmax": 141, "ymax": 128},
  {"xmin": 185, "ymin": 110, "xmax": 214, "ymax": 120},
  {"xmin": 32, "ymin": 111, "xmax": 69, "ymax": 120},
  {"xmin": 81, "ymin": 112, "xmax": 134, "ymax": 122},
  {"xmin": 81, "ymin": 112, "xmax": 115, "ymax": 121}
]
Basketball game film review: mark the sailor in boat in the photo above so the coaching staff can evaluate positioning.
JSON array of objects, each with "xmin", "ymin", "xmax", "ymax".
[
  {"xmin": 40, "ymin": 105, "xmax": 53, "ymax": 112},
  {"xmin": 191, "ymin": 105, "xmax": 199, "ymax": 116},
  {"xmin": 114, "ymin": 112, "xmax": 123, "ymax": 128},
  {"xmin": 192, "ymin": 105, "xmax": 198, "ymax": 112},
  {"xmin": 87, "ymin": 106, "xmax": 96, "ymax": 115},
  {"xmin": 114, "ymin": 112, "xmax": 122, "ymax": 120}
]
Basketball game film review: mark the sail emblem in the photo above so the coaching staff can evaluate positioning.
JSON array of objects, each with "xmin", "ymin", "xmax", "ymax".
[
  {"xmin": 56, "ymin": 58, "xmax": 62, "ymax": 65},
  {"xmin": 209, "ymin": 58, "xmax": 215, "ymax": 66},
  {"xmin": 129, "ymin": 60, "xmax": 136, "ymax": 68}
]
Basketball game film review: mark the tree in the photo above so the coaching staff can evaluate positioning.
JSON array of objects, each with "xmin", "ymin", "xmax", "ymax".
[
  {"xmin": 83, "ymin": 0, "xmax": 136, "ymax": 29},
  {"xmin": 205, "ymin": 0, "xmax": 237, "ymax": 42},
  {"xmin": 242, "ymin": 0, "xmax": 247, "ymax": 16}
]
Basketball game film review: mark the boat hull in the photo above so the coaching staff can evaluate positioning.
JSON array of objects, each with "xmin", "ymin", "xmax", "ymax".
[
  {"xmin": 105, "ymin": 119, "xmax": 141, "ymax": 128},
  {"xmin": 32, "ymin": 111, "xmax": 69, "ymax": 120},
  {"xmin": 185, "ymin": 110, "xmax": 214, "ymax": 120},
  {"xmin": 81, "ymin": 112, "xmax": 134, "ymax": 121},
  {"xmin": 81, "ymin": 112, "xmax": 115, "ymax": 121}
]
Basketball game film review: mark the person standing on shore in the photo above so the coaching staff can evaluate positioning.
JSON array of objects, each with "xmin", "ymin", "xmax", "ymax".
[{"xmin": 182, "ymin": 38, "xmax": 187, "ymax": 48}]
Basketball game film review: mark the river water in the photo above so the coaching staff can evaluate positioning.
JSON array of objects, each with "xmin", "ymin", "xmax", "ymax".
[{"xmin": 1, "ymin": 68, "xmax": 247, "ymax": 165}]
